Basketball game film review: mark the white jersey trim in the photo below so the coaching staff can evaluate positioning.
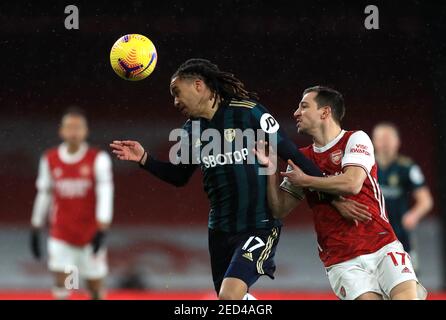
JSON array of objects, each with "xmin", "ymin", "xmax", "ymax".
[
  {"xmin": 58, "ymin": 142, "xmax": 88, "ymax": 164},
  {"xmin": 313, "ymin": 130, "xmax": 346, "ymax": 153},
  {"xmin": 366, "ymin": 170, "xmax": 389, "ymax": 222}
]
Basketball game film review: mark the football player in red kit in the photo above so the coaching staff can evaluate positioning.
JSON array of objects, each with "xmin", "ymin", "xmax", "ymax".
[
  {"xmin": 255, "ymin": 86, "xmax": 426, "ymax": 300},
  {"xmin": 30, "ymin": 108, "xmax": 114, "ymax": 299}
]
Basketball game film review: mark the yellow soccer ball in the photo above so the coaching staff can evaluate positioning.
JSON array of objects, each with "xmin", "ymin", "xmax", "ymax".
[{"xmin": 110, "ymin": 34, "xmax": 157, "ymax": 81}]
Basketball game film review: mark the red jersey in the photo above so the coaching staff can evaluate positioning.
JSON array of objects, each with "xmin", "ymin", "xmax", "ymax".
[
  {"xmin": 281, "ymin": 130, "xmax": 397, "ymax": 267},
  {"xmin": 45, "ymin": 145, "xmax": 100, "ymax": 246}
]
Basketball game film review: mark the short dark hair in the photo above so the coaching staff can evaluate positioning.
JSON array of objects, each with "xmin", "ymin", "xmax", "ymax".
[
  {"xmin": 172, "ymin": 58, "xmax": 259, "ymax": 103},
  {"xmin": 61, "ymin": 106, "xmax": 88, "ymax": 124},
  {"xmin": 303, "ymin": 86, "xmax": 345, "ymax": 124}
]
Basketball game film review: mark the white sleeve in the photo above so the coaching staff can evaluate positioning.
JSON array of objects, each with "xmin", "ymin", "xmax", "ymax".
[
  {"xmin": 94, "ymin": 151, "xmax": 114, "ymax": 225},
  {"xmin": 31, "ymin": 155, "xmax": 52, "ymax": 228},
  {"xmin": 341, "ymin": 131, "xmax": 375, "ymax": 173},
  {"xmin": 279, "ymin": 164, "xmax": 306, "ymax": 200}
]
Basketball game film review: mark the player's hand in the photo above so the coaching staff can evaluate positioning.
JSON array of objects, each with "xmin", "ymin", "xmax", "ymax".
[
  {"xmin": 331, "ymin": 196, "xmax": 372, "ymax": 225},
  {"xmin": 110, "ymin": 140, "xmax": 146, "ymax": 163},
  {"xmin": 402, "ymin": 211, "xmax": 420, "ymax": 231},
  {"xmin": 280, "ymin": 159, "xmax": 311, "ymax": 187},
  {"xmin": 91, "ymin": 231, "xmax": 106, "ymax": 254},
  {"xmin": 253, "ymin": 140, "xmax": 277, "ymax": 175},
  {"xmin": 30, "ymin": 229, "xmax": 42, "ymax": 260}
]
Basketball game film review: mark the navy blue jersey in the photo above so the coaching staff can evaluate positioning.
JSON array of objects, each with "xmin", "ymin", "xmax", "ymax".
[
  {"xmin": 143, "ymin": 98, "xmax": 324, "ymax": 233},
  {"xmin": 180, "ymin": 99, "xmax": 285, "ymax": 232},
  {"xmin": 378, "ymin": 156, "xmax": 425, "ymax": 251}
]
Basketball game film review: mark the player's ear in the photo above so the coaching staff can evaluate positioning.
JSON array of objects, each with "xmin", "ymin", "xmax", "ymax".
[
  {"xmin": 194, "ymin": 79, "xmax": 203, "ymax": 92},
  {"xmin": 321, "ymin": 106, "xmax": 331, "ymax": 120}
]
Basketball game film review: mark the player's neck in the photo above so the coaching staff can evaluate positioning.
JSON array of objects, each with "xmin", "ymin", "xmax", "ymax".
[
  {"xmin": 66, "ymin": 143, "xmax": 81, "ymax": 154},
  {"xmin": 313, "ymin": 123, "xmax": 342, "ymax": 148},
  {"xmin": 201, "ymin": 96, "xmax": 221, "ymax": 120}
]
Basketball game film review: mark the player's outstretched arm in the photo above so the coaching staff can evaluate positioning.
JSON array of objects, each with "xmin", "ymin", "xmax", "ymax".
[
  {"xmin": 281, "ymin": 161, "xmax": 366, "ymax": 195},
  {"xmin": 110, "ymin": 140, "xmax": 198, "ymax": 187},
  {"xmin": 254, "ymin": 141, "xmax": 371, "ymax": 222},
  {"xmin": 280, "ymin": 162, "xmax": 372, "ymax": 223},
  {"xmin": 276, "ymin": 138, "xmax": 324, "ymax": 177}
]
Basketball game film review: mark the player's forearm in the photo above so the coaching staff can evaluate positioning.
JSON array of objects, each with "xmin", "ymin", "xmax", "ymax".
[
  {"xmin": 410, "ymin": 200, "xmax": 432, "ymax": 218},
  {"xmin": 31, "ymin": 191, "xmax": 51, "ymax": 228},
  {"xmin": 277, "ymin": 138, "xmax": 324, "ymax": 177},
  {"xmin": 304, "ymin": 173, "xmax": 362, "ymax": 196},
  {"xmin": 95, "ymin": 181, "xmax": 114, "ymax": 226},
  {"xmin": 410, "ymin": 188, "xmax": 433, "ymax": 218},
  {"xmin": 267, "ymin": 174, "xmax": 291, "ymax": 218},
  {"xmin": 140, "ymin": 155, "xmax": 196, "ymax": 187}
]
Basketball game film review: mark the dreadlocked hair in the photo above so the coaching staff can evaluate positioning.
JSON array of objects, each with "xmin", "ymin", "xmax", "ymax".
[{"xmin": 172, "ymin": 58, "xmax": 259, "ymax": 102}]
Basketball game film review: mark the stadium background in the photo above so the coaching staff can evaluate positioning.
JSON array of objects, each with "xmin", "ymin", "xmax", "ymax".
[{"xmin": 1, "ymin": 0, "xmax": 446, "ymax": 299}]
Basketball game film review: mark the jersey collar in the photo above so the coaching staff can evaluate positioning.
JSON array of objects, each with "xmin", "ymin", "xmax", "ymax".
[
  {"xmin": 312, "ymin": 130, "xmax": 346, "ymax": 153},
  {"xmin": 207, "ymin": 99, "xmax": 227, "ymax": 123},
  {"xmin": 58, "ymin": 142, "xmax": 88, "ymax": 164}
]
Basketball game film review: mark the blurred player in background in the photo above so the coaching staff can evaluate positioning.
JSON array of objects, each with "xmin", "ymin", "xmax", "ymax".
[
  {"xmin": 256, "ymin": 86, "xmax": 426, "ymax": 300},
  {"xmin": 372, "ymin": 122, "xmax": 433, "ymax": 271},
  {"xmin": 30, "ymin": 108, "xmax": 114, "ymax": 300},
  {"xmin": 110, "ymin": 59, "xmax": 366, "ymax": 300}
]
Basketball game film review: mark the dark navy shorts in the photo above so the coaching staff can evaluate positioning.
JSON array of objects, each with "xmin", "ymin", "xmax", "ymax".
[{"xmin": 208, "ymin": 227, "xmax": 281, "ymax": 294}]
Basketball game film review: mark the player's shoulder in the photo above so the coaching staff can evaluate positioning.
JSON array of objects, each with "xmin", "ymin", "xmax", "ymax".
[
  {"xmin": 85, "ymin": 147, "xmax": 112, "ymax": 170},
  {"xmin": 346, "ymin": 129, "xmax": 369, "ymax": 138},
  {"xmin": 85, "ymin": 146, "xmax": 109, "ymax": 161},
  {"xmin": 344, "ymin": 130, "xmax": 372, "ymax": 144},
  {"xmin": 396, "ymin": 155, "xmax": 414, "ymax": 167},
  {"xmin": 45, "ymin": 146, "xmax": 58, "ymax": 155},
  {"xmin": 43, "ymin": 146, "xmax": 59, "ymax": 159},
  {"xmin": 182, "ymin": 118, "xmax": 198, "ymax": 131},
  {"xmin": 227, "ymin": 98, "xmax": 259, "ymax": 110},
  {"xmin": 299, "ymin": 144, "xmax": 313, "ymax": 155},
  {"xmin": 86, "ymin": 145, "xmax": 101, "ymax": 154}
]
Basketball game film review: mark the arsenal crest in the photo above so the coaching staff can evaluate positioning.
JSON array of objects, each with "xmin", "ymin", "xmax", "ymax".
[
  {"xmin": 330, "ymin": 149, "xmax": 343, "ymax": 165},
  {"xmin": 224, "ymin": 128, "xmax": 236, "ymax": 142}
]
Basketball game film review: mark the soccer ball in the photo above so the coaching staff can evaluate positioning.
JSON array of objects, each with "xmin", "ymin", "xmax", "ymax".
[{"xmin": 110, "ymin": 34, "xmax": 157, "ymax": 81}]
